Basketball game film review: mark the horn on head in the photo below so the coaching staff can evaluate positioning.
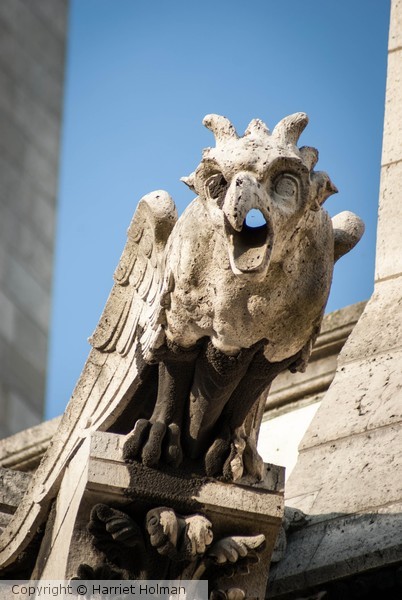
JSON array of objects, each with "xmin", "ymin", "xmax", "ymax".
[
  {"xmin": 244, "ymin": 118, "xmax": 270, "ymax": 138},
  {"xmin": 272, "ymin": 112, "xmax": 309, "ymax": 145},
  {"xmin": 203, "ymin": 114, "xmax": 238, "ymax": 143}
]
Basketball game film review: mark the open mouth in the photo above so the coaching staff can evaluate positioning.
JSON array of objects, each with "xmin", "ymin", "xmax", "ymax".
[{"xmin": 225, "ymin": 209, "xmax": 273, "ymax": 274}]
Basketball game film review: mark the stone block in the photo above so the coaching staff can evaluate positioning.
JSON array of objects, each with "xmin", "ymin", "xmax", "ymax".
[
  {"xmin": 299, "ymin": 349, "xmax": 402, "ymax": 450},
  {"xmin": 375, "ymin": 161, "xmax": 402, "ymax": 280},
  {"xmin": 0, "ymin": 467, "xmax": 31, "ymax": 512},
  {"xmin": 0, "ymin": 290, "xmax": 16, "ymax": 344},
  {"xmin": 0, "ymin": 105, "xmax": 26, "ymax": 166},
  {"xmin": 0, "ymin": 19, "xmax": 63, "ymax": 116},
  {"xmin": 0, "ymin": 65, "xmax": 60, "ymax": 164},
  {"xmin": 269, "ymin": 502, "xmax": 402, "ymax": 597},
  {"xmin": 389, "ymin": 0, "xmax": 402, "ymax": 51},
  {"xmin": 4, "ymin": 254, "xmax": 50, "ymax": 332},
  {"xmin": 0, "ymin": 336, "xmax": 45, "ymax": 414},
  {"xmin": 0, "ymin": 203, "xmax": 19, "ymax": 252},
  {"xmin": 0, "ymin": 165, "xmax": 55, "ymax": 258},
  {"xmin": 0, "ymin": 416, "xmax": 60, "ymax": 471},
  {"xmin": 24, "ymin": 140, "xmax": 58, "ymax": 199},
  {"xmin": 17, "ymin": 221, "xmax": 53, "ymax": 289},
  {"xmin": 34, "ymin": 432, "xmax": 284, "ymax": 598},
  {"xmin": 0, "ymin": 1, "xmax": 66, "ymax": 80},
  {"xmin": 28, "ymin": 0, "xmax": 68, "ymax": 42},
  {"xmin": 339, "ymin": 278, "xmax": 402, "ymax": 364},
  {"xmin": 7, "ymin": 391, "xmax": 42, "ymax": 435},
  {"xmin": 0, "ymin": 110, "xmax": 57, "ymax": 203},
  {"xmin": 286, "ymin": 423, "xmax": 402, "ymax": 516},
  {"xmin": 381, "ymin": 49, "xmax": 402, "ymax": 166},
  {"xmin": 0, "ymin": 247, "xmax": 7, "ymax": 293},
  {"xmin": 0, "ymin": 156, "xmax": 33, "ymax": 221},
  {"xmin": 30, "ymin": 193, "xmax": 56, "ymax": 246},
  {"xmin": 14, "ymin": 309, "xmax": 48, "ymax": 374}
]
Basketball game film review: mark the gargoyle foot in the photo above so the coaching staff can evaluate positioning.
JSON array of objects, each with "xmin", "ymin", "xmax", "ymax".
[
  {"xmin": 205, "ymin": 429, "xmax": 264, "ymax": 482},
  {"xmin": 146, "ymin": 507, "xmax": 213, "ymax": 560},
  {"xmin": 123, "ymin": 420, "xmax": 183, "ymax": 468},
  {"xmin": 205, "ymin": 435, "xmax": 231, "ymax": 478}
]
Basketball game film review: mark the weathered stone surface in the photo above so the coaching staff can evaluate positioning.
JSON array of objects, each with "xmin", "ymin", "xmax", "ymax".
[
  {"xmin": 0, "ymin": 336, "xmax": 45, "ymax": 414},
  {"xmin": 381, "ymin": 49, "xmax": 402, "ymax": 166},
  {"xmin": 0, "ymin": 417, "xmax": 60, "ymax": 471},
  {"xmin": 32, "ymin": 431, "xmax": 284, "ymax": 599},
  {"xmin": 0, "ymin": 1, "xmax": 66, "ymax": 80},
  {"xmin": 288, "ymin": 424, "xmax": 402, "ymax": 516},
  {"xmin": 338, "ymin": 279, "xmax": 402, "ymax": 364},
  {"xmin": 269, "ymin": 503, "xmax": 402, "ymax": 596},
  {"xmin": 375, "ymin": 161, "xmax": 402, "ymax": 281},
  {"xmin": 389, "ymin": 0, "xmax": 402, "ymax": 51},
  {"xmin": 299, "ymin": 349, "xmax": 402, "ymax": 449},
  {"xmin": 0, "ymin": 467, "xmax": 31, "ymax": 515}
]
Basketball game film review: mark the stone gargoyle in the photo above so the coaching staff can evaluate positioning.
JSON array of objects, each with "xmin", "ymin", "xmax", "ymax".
[{"xmin": 0, "ymin": 113, "xmax": 364, "ymax": 572}]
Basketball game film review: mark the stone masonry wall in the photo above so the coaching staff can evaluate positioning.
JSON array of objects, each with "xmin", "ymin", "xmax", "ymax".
[{"xmin": 0, "ymin": 0, "xmax": 68, "ymax": 436}]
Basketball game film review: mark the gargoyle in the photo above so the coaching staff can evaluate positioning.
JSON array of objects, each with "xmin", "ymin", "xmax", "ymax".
[
  {"xmin": 0, "ymin": 113, "xmax": 363, "ymax": 572},
  {"xmin": 107, "ymin": 112, "xmax": 364, "ymax": 478}
]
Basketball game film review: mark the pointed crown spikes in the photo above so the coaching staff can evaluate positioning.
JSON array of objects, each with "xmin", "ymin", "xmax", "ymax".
[
  {"xmin": 203, "ymin": 113, "xmax": 308, "ymax": 147},
  {"xmin": 244, "ymin": 118, "xmax": 271, "ymax": 137},
  {"xmin": 203, "ymin": 114, "xmax": 238, "ymax": 143},
  {"xmin": 272, "ymin": 112, "xmax": 309, "ymax": 145}
]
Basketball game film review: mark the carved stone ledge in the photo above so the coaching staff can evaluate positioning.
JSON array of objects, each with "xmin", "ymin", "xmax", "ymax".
[
  {"xmin": 30, "ymin": 431, "xmax": 284, "ymax": 598},
  {"xmin": 0, "ymin": 417, "xmax": 60, "ymax": 471},
  {"xmin": 268, "ymin": 503, "xmax": 402, "ymax": 598},
  {"xmin": 0, "ymin": 467, "xmax": 31, "ymax": 533},
  {"xmin": 270, "ymin": 560, "xmax": 402, "ymax": 600}
]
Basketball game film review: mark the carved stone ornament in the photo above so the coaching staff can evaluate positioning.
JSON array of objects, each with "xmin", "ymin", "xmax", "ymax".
[{"xmin": 0, "ymin": 114, "xmax": 363, "ymax": 596}]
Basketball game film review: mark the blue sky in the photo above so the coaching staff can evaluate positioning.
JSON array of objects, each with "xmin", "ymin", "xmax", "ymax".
[{"xmin": 46, "ymin": 0, "xmax": 390, "ymax": 418}]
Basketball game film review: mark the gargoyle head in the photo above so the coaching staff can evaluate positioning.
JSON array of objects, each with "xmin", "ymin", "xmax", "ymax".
[{"xmin": 182, "ymin": 113, "xmax": 337, "ymax": 279}]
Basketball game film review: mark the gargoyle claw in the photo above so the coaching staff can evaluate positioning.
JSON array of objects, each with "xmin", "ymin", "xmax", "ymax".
[
  {"xmin": 142, "ymin": 421, "xmax": 167, "ymax": 467},
  {"xmin": 122, "ymin": 418, "xmax": 150, "ymax": 461},
  {"xmin": 166, "ymin": 423, "xmax": 183, "ymax": 466},
  {"xmin": 123, "ymin": 420, "xmax": 183, "ymax": 468}
]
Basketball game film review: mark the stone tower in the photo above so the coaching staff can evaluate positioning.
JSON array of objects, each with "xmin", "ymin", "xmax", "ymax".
[{"xmin": 0, "ymin": 0, "xmax": 68, "ymax": 437}]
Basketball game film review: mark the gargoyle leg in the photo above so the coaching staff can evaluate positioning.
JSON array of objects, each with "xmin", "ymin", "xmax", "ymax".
[
  {"xmin": 205, "ymin": 348, "xmax": 300, "ymax": 478},
  {"xmin": 225, "ymin": 349, "xmax": 298, "ymax": 430},
  {"xmin": 123, "ymin": 341, "xmax": 202, "ymax": 467},
  {"xmin": 185, "ymin": 341, "xmax": 262, "ymax": 459}
]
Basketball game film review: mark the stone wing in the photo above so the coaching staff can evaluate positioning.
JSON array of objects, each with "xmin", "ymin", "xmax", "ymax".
[
  {"xmin": 0, "ymin": 190, "xmax": 177, "ymax": 572},
  {"xmin": 89, "ymin": 190, "xmax": 177, "ymax": 359}
]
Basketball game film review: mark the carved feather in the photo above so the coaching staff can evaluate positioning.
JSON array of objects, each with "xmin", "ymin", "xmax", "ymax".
[{"xmin": 89, "ymin": 191, "xmax": 177, "ymax": 357}]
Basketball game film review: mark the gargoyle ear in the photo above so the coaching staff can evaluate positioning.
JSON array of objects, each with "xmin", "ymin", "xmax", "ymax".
[
  {"xmin": 332, "ymin": 211, "xmax": 365, "ymax": 262},
  {"xmin": 180, "ymin": 172, "xmax": 196, "ymax": 193},
  {"xmin": 310, "ymin": 171, "xmax": 338, "ymax": 210}
]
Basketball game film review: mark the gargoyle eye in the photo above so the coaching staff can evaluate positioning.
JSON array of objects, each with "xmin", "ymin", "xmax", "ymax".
[
  {"xmin": 274, "ymin": 174, "xmax": 298, "ymax": 200},
  {"xmin": 205, "ymin": 173, "xmax": 228, "ymax": 203}
]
